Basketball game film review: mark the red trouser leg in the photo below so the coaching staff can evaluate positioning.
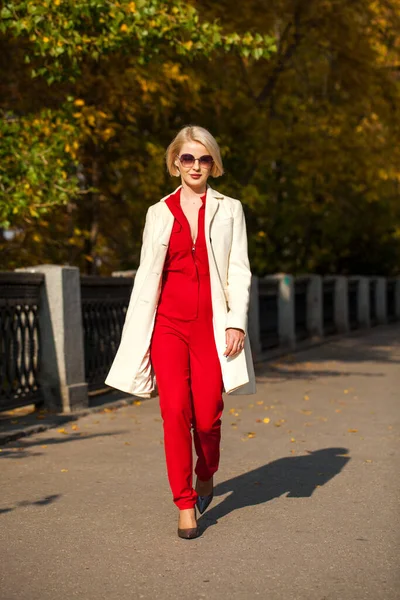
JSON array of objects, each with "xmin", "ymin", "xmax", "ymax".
[
  {"xmin": 189, "ymin": 315, "xmax": 224, "ymax": 482},
  {"xmin": 150, "ymin": 314, "xmax": 223, "ymax": 510}
]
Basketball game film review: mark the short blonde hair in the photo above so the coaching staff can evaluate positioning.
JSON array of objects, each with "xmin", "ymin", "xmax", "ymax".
[{"xmin": 166, "ymin": 125, "xmax": 224, "ymax": 178}]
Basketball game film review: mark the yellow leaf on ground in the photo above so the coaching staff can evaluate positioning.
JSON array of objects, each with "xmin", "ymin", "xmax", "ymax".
[
  {"xmin": 256, "ymin": 401, "xmax": 264, "ymax": 405},
  {"xmin": 228, "ymin": 408, "xmax": 236, "ymax": 414},
  {"xmin": 301, "ymin": 409, "xmax": 313, "ymax": 415},
  {"xmin": 365, "ymin": 459, "xmax": 373, "ymax": 463},
  {"xmin": 303, "ymin": 395, "xmax": 310, "ymax": 401},
  {"xmin": 290, "ymin": 437, "xmax": 296, "ymax": 442},
  {"xmin": 348, "ymin": 428, "xmax": 358, "ymax": 433},
  {"xmin": 57, "ymin": 428, "xmax": 68, "ymax": 434},
  {"xmin": 41, "ymin": 445, "xmax": 47, "ymax": 448},
  {"xmin": 263, "ymin": 417, "xmax": 270, "ymax": 424},
  {"xmin": 71, "ymin": 424, "xmax": 78, "ymax": 430},
  {"xmin": 247, "ymin": 432, "xmax": 256, "ymax": 438},
  {"xmin": 60, "ymin": 469, "xmax": 68, "ymax": 472},
  {"xmin": 133, "ymin": 400, "xmax": 141, "ymax": 406},
  {"xmin": 344, "ymin": 390, "xmax": 349, "ymax": 394}
]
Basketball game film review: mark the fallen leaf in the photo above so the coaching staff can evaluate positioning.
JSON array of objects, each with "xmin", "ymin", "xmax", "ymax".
[
  {"xmin": 365, "ymin": 459, "xmax": 373, "ymax": 463},
  {"xmin": 247, "ymin": 432, "xmax": 256, "ymax": 438},
  {"xmin": 228, "ymin": 408, "xmax": 236, "ymax": 414},
  {"xmin": 318, "ymin": 417, "xmax": 328, "ymax": 422},
  {"xmin": 263, "ymin": 417, "xmax": 270, "ymax": 424},
  {"xmin": 41, "ymin": 445, "xmax": 47, "ymax": 448},
  {"xmin": 274, "ymin": 419, "xmax": 286, "ymax": 427},
  {"xmin": 60, "ymin": 469, "xmax": 68, "ymax": 473},
  {"xmin": 290, "ymin": 449, "xmax": 296, "ymax": 454},
  {"xmin": 303, "ymin": 395, "xmax": 310, "ymax": 401},
  {"xmin": 57, "ymin": 428, "xmax": 68, "ymax": 434},
  {"xmin": 335, "ymin": 409, "xmax": 342, "ymax": 413},
  {"xmin": 124, "ymin": 442, "xmax": 131, "ymax": 445},
  {"xmin": 256, "ymin": 401, "xmax": 264, "ymax": 405},
  {"xmin": 343, "ymin": 389, "xmax": 349, "ymax": 394},
  {"xmin": 348, "ymin": 428, "xmax": 358, "ymax": 433},
  {"xmin": 133, "ymin": 400, "xmax": 141, "ymax": 406},
  {"xmin": 71, "ymin": 424, "xmax": 78, "ymax": 430},
  {"xmin": 234, "ymin": 412, "xmax": 239, "ymax": 417},
  {"xmin": 248, "ymin": 404, "xmax": 254, "ymax": 408},
  {"xmin": 256, "ymin": 419, "xmax": 262, "ymax": 423},
  {"xmin": 301, "ymin": 409, "xmax": 312, "ymax": 415},
  {"xmin": 290, "ymin": 437, "xmax": 296, "ymax": 442}
]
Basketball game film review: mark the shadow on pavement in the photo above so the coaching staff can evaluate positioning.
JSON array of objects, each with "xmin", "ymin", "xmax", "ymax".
[{"xmin": 200, "ymin": 447, "xmax": 350, "ymax": 530}]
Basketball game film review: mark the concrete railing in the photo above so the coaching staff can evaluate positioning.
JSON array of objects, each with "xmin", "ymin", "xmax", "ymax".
[{"xmin": 3, "ymin": 266, "xmax": 400, "ymax": 413}]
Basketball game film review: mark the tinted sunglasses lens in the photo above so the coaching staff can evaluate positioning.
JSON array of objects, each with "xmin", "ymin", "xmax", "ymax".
[
  {"xmin": 180, "ymin": 154, "xmax": 195, "ymax": 167},
  {"xmin": 200, "ymin": 155, "xmax": 213, "ymax": 167}
]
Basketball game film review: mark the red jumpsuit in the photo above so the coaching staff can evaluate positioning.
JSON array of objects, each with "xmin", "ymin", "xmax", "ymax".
[{"xmin": 150, "ymin": 188, "xmax": 224, "ymax": 510}]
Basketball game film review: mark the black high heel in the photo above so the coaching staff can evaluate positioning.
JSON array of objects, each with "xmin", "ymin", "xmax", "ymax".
[
  {"xmin": 196, "ymin": 491, "xmax": 214, "ymax": 515},
  {"xmin": 195, "ymin": 477, "xmax": 214, "ymax": 514},
  {"xmin": 177, "ymin": 507, "xmax": 199, "ymax": 539}
]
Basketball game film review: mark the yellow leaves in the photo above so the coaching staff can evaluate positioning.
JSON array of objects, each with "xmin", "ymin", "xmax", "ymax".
[
  {"xmin": 290, "ymin": 437, "xmax": 296, "ymax": 443},
  {"xmin": 72, "ymin": 112, "xmax": 82, "ymax": 119},
  {"xmin": 246, "ymin": 432, "xmax": 256, "ymax": 438},
  {"xmin": 182, "ymin": 40, "xmax": 193, "ymax": 50},
  {"xmin": 365, "ymin": 459, "xmax": 373, "ymax": 463},
  {"xmin": 133, "ymin": 400, "xmax": 141, "ymax": 405},
  {"xmin": 120, "ymin": 24, "xmax": 128, "ymax": 33},
  {"xmin": 348, "ymin": 428, "xmax": 358, "ymax": 433},
  {"xmin": 303, "ymin": 395, "xmax": 310, "ymax": 401},
  {"xmin": 42, "ymin": 36, "xmax": 50, "ymax": 43},
  {"xmin": 274, "ymin": 419, "xmax": 285, "ymax": 427},
  {"xmin": 74, "ymin": 99, "xmax": 85, "ymax": 107},
  {"xmin": 343, "ymin": 389, "xmax": 349, "ymax": 394},
  {"xmin": 57, "ymin": 428, "xmax": 68, "ymax": 434},
  {"xmin": 60, "ymin": 469, "xmax": 68, "ymax": 473},
  {"xmin": 263, "ymin": 417, "xmax": 270, "ymax": 424},
  {"xmin": 128, "ymin": 2, "xmax": 136, "ymax": 13},
  {"xmin": 301, "ymin": 409, "xmax": 312, "ymax": 415},
  {"xmin": 256, "ymin": 400, "xmax": 264, "ymax": 405},
  {"xmin": 71, "ymin": 424, "xmax": 78, "ymax": 431}
]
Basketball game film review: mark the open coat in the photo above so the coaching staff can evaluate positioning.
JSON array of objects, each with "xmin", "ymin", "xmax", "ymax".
[{"xmin": 105, "ymin": 184, "xmax": 256, "ymax": 397}]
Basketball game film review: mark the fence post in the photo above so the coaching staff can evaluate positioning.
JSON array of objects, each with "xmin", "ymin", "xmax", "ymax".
[
  {"xmin": 16, "ymin": 265, "xmax": 88, "ymax": 413},
  {"xmin": 248, "ymin": 275, "xmax": 262, "ymax": 358},
  {"xmin": 306, "ymin": 275, "xmax": 323, "ymax": 338},
  {"xmin": 277, "ymin": 274, "xmax": 295, "ymax": 350},
  {"xmin": 333, "ymin": 276, "xmax": 349, "ymax": 333},
  {"xmin": 375, "ymin": 277, "xmax": 387, "ymax": 324}
]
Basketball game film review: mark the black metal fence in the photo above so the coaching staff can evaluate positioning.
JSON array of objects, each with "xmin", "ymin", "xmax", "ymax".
[
  {"xmin": 387, "ymin": 279, "xmax": 397, "ymax": 322},
  {"xmin": 81, "ymin": 276, "xmax": 132, "ymax": 391},
  {"xmin": 259, "ymin": 278, "xmax": 279, "ymax": 350},
  {"xmin": 369, "ymin": 279, "xmax": 377, "ymax": 326},
  {"xmin": 0, "ymin": 272, "xmax": 44, "ymax": 411},
  {"xmin": 295, "ymin": 277, "xmax": 310, "ymax": 341},
  {"xmin": 323, "ymin": 279, "xmax": 336, "ymax": 335},
  {"xmin": 348, "ymin": 279, "xmax": 359, "ymax": 330}
]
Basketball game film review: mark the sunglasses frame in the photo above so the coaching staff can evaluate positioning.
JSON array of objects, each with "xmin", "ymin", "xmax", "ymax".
[{"xmin": 176, "ymin": 153, "xmax": 214, "ymax": 169}]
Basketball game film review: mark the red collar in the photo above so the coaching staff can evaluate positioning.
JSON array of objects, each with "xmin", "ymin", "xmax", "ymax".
[{"xmin": 169, "ymin": 187, "xmax": 207, "ymax": 206}]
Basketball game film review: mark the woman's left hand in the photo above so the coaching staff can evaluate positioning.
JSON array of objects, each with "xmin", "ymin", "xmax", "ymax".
[{"xmin": 224, "ymin": 328, "xmax": 245, "ymax": 357}]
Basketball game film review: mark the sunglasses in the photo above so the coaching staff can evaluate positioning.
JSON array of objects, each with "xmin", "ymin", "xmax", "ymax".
[{"xmin": 177, "ymin": 153, "xmax": 214, "ymax": 169}]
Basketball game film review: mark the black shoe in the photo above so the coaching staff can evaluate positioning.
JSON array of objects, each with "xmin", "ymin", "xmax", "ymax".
[
  {"xmin": 177, "ymin": 507, "xmax": 199, "ymax": 539},
  {"xmin": 196, "ymin": 492, "xmax": 214, "ymax": 515}
]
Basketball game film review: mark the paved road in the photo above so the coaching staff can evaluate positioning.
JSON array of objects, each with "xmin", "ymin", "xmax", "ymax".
[{"xmin": 1, "ymin": 325, "xmax": 399, "ymax": 600}]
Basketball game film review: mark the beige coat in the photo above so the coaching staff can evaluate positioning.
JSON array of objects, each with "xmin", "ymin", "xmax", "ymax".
[{"xmin": 105, "ymin": 184, "xmax": 256, "ymax": 397}]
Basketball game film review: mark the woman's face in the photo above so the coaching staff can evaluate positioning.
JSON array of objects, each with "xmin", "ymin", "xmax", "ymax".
[{"xmin": 175, "ymin": 141, "xmax": 213, "ymax": 191}]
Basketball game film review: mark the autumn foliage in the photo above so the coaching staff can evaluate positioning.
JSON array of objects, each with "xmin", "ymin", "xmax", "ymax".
[{"xmin": 1, "ymin": 0, "xmax": 400, "ymax": 275}]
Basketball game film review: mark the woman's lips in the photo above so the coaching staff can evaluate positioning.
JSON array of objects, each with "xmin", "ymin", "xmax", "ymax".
[{"xmin": 190, "ymin": 174, "xmax": 201, "ymax": 179}]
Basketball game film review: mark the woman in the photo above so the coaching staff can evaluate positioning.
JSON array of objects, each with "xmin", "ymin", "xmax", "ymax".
[{"xmin": 105, "ymin": 125, "xmax": 256, "ymax": 539}]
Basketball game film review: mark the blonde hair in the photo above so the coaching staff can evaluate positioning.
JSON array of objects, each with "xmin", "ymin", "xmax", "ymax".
[{"xmin": 165, "ymin": 125, "xmax": 224, "ymax": 178}]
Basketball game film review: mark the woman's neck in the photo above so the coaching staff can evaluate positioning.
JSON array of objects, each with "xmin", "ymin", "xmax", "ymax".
[{"xmin": 180, "ymin": 180, "xmax": 207, "ymax": 199}]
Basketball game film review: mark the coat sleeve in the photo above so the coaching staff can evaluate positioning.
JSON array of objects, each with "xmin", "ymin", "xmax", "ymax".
[
  {"xmin": 225, "ymin": 200, "xmax": 252, "ymax": 334},
  {"xmin": 121, "ymin": 206, "xmax": 154, "ymax": 332}
]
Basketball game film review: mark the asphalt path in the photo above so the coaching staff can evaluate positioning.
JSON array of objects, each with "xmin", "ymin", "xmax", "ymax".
[{"xmin": 1, "ymin": 325, "xmax": 399, "ymax": 600}]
